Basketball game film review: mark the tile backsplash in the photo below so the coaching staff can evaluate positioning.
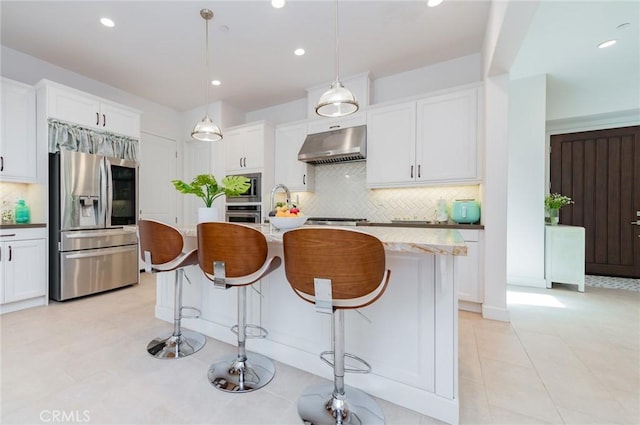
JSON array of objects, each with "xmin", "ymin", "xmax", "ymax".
[{"xmin": 292, "ymin": 162, "xmax": 480, "ymax": 222}]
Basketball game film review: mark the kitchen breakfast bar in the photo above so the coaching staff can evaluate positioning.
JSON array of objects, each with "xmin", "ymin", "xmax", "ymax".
[{"xmin": 153, "ymin": 225, "xmax": 467, "ymax": 424}]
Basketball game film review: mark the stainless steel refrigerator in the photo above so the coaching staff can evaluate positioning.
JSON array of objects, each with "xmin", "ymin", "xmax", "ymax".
[{"xmin": 49, "ymin": 150, "xmax": 139, "ymax": 301}]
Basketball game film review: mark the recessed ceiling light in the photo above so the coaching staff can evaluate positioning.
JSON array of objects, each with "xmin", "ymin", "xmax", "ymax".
[
  {"xmin": 597, "ymin": 39, "xmax": 617, "ymax": 49},
  {"xmin": 294, "ymin": 48, "xmax": 305, "ymax": 56},
  {"xmin": 427, "ymin": 0, "xmax": 443, "ymax": 7},
  {"xmin": 271, "ymin": 0, "xmax": 286, "ymax": 9},
  {"xmin": 211, "ymin": 80, "xmax": 221, "ymax": 86},
  {"xmin": 100, "ymin": 17, "xmax": 115, "ymax": 28}
]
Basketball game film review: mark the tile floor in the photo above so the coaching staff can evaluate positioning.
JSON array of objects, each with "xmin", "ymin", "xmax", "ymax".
[{"xmin": 1, "ymin": 274, "xmax": 639, "ymax": 425}]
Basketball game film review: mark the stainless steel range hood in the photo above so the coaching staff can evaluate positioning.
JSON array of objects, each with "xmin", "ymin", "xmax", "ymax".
[{"xmin": 298, "ymin": 125, "xmax": 366, "ymax": 164}]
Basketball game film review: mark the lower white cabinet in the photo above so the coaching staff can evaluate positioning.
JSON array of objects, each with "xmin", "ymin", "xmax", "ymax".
[
  {"xmin": 545, "ymin": 225, "xmax": 585, "ymax": 292},
  {"xmin": 455, "ymin": 229, "xmax": 483, "ymax": 307},
  {"xmin": 0, "ymin": 227, "xmax": 47, "ymax": 313}
]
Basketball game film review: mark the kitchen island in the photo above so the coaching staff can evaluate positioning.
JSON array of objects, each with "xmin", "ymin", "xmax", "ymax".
[{"xmin": 154, "ymin": 224, "xmax": 466, "ymax": 424}]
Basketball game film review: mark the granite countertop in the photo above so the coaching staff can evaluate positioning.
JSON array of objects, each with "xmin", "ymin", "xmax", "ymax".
[
  {"xmin": 183, "ymin": 223, "xmax": 467, "ymax": 256},
  {"xmin": 0, "ymin": 223, "xmax": 47, "ymax": 229}
]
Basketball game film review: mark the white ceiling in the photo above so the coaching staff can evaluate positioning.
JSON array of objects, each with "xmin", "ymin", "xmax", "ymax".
[
  {"xmin": 1, "ymin": 1, "xmax": 638, "ymax": 115},
  {"xmin": 0, "ymin": 0, "xmax": 490, "ymax": 112}
]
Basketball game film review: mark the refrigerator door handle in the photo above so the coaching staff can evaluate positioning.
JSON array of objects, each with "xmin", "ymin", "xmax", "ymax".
[
  {"xmin": 64, "ymin": 229, "xmax": 132, "ymax": 239},
  {"xmin": 102, "ymin": 158, "xmax": 112, "ymax": 228}
]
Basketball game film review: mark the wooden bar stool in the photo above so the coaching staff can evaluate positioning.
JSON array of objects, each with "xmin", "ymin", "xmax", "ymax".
[
  {"xmin": 197, "ymin": 222, "xmax": 282, "ymax": 392},
  {"xmin": 283, "ymin": 227, "xmax": 391, "ymax": 425},
  {"xmin": 138, "ymin": 219, "xmax": 206, "ymax": 359}
]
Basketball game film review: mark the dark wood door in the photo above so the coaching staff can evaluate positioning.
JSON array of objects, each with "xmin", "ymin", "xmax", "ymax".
[{"xmin": 550, "ymin": 126, "xmax": 640, "ymax": 278}]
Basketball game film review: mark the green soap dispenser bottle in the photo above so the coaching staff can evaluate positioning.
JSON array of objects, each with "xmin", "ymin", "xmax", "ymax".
[{"xmin": 14, "ymin": 199, "xmax": 30, "ymax": 224}]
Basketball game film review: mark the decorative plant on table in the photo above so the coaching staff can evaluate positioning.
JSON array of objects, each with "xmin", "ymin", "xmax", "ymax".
[
  {"xmin": 544, "ymin": 193, "xmax": 573, "ymax": 225},
  {"xmin": 172, "ymin": 174, "xmax": 250, "ymax": 222}
]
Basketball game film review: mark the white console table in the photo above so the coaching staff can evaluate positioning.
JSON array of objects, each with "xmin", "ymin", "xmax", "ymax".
[{"xmin": 545, "ymin": 225, "xmax": 585, "ymax": 292}]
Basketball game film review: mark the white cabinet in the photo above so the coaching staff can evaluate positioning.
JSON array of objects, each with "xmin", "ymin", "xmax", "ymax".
[
  {"xmin": 0, "ymin": 227, "xmax": 47, "ymax": 313},
  {"xmin": 366, "ymin": 86, "xmax": 481, "ymax": 188},
  {"xmin": 545, "ymin": 225, "xmax": 585, "ymax": 292},
  {"xmin": 0, "ymin": 78, "xmax": 37, "ymax": 183},
  {"xmin": 366, "ymin": 102, "xmax": 417, "ymax": 186},
  {"xmin": 455, "ymin": 229, "xmax": 484, "ymax": 306},
  {"xmin": 417, "ymin": 88, "xmax": 479, "ymax": 182},
  {"xmin": 306, "ymin": 113, "xmax": 366, "ymax": 135},
  {"xmin": 225, "ymin": 122, "xmax": 273, "ymax": 174},
  {"xmin": 38, "ymin": 80, "xmax": 141, "ymax": 138},
  {"xmin": 274, "ymin": 122, "xmax": 315, "ymax": 192}
]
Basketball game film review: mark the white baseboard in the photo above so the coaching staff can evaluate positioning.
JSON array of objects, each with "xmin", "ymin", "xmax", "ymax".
[{"xmin": 481, "ymin": 304, "xmax": 510, "ymax": 322}]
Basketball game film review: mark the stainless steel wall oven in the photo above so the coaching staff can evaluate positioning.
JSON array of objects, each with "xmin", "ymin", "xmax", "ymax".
[{"xmin": 225, "ymin": 204, "xmax": 262, "ymax": 224}]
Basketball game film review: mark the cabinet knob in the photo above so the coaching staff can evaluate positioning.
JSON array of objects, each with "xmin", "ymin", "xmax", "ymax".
[
  {"xmin": 8, "ymin": 245, "xmax": 12, "ymax": 261},
  {"xmin": 410, "ymin": 165, "xmax": 414, "ymax": 179},
  {"xmin": 102, "ymin": 114, "xmax": 106, "ymax": 127},
  {"xmin": 0, "ymin": 156, "xmax": 3, "ymax": 172},
  {"xmin": 417, "ymin": 164, "xmax": 421, "ymax": 179},
  {"xmin": 96, "ymin": 112, "xmax": 100, "ymax": 126}
]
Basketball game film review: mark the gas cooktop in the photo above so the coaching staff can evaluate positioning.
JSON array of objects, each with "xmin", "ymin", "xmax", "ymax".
[{"xmin": 305, "ymin": 217, "xmax": 369, "ymax": 226}]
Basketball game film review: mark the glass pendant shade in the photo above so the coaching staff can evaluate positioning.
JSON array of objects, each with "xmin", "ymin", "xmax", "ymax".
[
  {"xmin": 315, "ymin": 80, "xmax": 359, "ymax": 117},
  {"xmin": 191, "ymin": 115, "xmax": 223, "ymax": 142}
]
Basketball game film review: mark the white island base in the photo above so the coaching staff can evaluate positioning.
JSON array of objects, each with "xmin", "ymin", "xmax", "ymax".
[{"xmin": 155, "ymin": 225, "xmax": 463, "ymax": 424}]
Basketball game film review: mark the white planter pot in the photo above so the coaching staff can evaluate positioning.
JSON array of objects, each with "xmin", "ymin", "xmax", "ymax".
[{"xmin": 198, "ymin": 207, "xmax": 222, "ymax": 223}]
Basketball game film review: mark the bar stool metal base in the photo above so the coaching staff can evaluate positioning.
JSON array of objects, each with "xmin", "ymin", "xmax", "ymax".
[
  {"xmin": 207, "ymin": 352, "xmax": 275, "ymax": 393},
  {"xmin": 146, "ymin": 330, "xmax": 206, "ymax": 359},
  {"xmin": 297, "ymin": 383, "xmax": 385, "ymax": 425}
]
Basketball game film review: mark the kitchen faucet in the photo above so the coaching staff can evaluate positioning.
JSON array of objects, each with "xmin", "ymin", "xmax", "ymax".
[{"xmin": 269, "ymin": 184, "xmax": 291, "ymax": 215}]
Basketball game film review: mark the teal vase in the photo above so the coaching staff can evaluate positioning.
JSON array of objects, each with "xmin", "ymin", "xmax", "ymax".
[{"xmin": 14, "ymin": 200, "xmax": 30, "ymax": 224}]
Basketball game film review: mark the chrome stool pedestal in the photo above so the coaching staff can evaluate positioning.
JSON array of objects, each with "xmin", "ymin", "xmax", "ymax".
[
  {"xmin": 147, "ymin": 268, "xmax": 206, "ymax": 359},
  {"xmin": 206, "ymin": 285, "xmax": 275, "ymax": 392},
  {"xmin": 298, "ymin": 383, "xmax": 384, "ymax": 425},
  {"xmin": 297, "ymin": 309, "xmax": 384, "ymax": 425}
]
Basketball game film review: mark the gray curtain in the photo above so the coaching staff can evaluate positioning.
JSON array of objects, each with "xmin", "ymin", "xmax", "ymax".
[{"xmin": 48, "ymin": 119, "xmax": 138, "ymax": 161}]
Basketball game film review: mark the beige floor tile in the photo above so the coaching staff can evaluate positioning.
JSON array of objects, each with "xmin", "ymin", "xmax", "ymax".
[{"xmin": 3, "ymin": 274, "xmax": 639, "ymax": 425}]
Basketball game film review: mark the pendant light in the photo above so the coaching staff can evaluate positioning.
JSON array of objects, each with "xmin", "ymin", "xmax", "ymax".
[
  {"xmin": 192, "ymin": 9, "xmax": 223, "ymax": 142},
  {"xmin": 315, "ymin": 0, "xmax": 359, "ymax": 118}
]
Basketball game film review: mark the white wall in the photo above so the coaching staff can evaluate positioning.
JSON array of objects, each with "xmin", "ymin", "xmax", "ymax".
[
  {"xmin": 245, "ymin": 55, "xmax": 484, "ymax": 125},
  {"xmin": 507, "ymin": 74, "xmax": 547, "ymax": 288},
  {"xmin": 1, "ymin": 46, "xmax": 182, "ymax": 140}
]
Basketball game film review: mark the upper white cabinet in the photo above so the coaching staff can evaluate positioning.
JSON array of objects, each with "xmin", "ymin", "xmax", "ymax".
[
  {"xmin": 225, "ymin": 121, "xmax": 274, "ymax": 174},
  {"xmin": 0, "ymin": 227, "xmax": 47, "ymax": 313},
  {"xmin": 0, "ymin": 78, "xmax": 37, "ymax": 183},
  {"xmin": 38, "ymin": 80, "xmax": 141, "ymax": 138},
  {"xmin": 306, "ymin": 114, "xmax": 366, "ymax": 136},
  {"xmin": 366, "ymin": 86, "xmax": 481, "ymax": 188},
  {"xmin": 366, "ymin": 102, "xmax": 417, "ymax": 186},
  {"xmin": 417, "ymin": 88, "xmax": 479, "ymax": 182},
  {"xmin": 275, "ymin": 122, "xmax": 315, "ymax": 192}
]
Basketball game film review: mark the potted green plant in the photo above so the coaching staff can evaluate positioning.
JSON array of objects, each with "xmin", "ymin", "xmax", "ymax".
[
  {"xmin": 544, "ymin": 193, "xmax": 573, "ymax": 225},
  {"xmin": 172, "ymin": 174, "xmax": 250, "ymax": 222}
]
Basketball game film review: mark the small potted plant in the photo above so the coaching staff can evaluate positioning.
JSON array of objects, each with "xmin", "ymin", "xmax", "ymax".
[
  {"xmin": 172, "ymin": 174, "xmax": 250, "ymax": 222},
  {"xmin": 544, "ymin": 193, "xmax": 573, "ymax": 225}
]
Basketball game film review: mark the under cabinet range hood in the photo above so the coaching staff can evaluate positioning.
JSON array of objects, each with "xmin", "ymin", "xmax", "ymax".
[{"xmin": 298, "ymin": 125, "xmax": 366, "ymax": 164}]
